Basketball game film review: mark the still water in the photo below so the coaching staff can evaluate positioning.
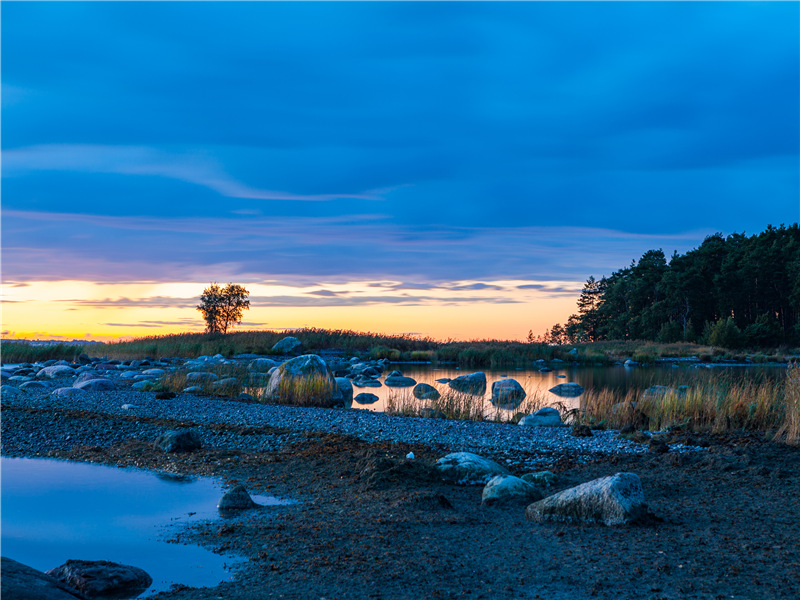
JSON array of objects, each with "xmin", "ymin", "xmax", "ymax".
[
  {"xmin": 1, "ymin": 458, "xmax": 245, "ymax": 595},
  {"xmin": 347, "ymin": 363, "xmax": 788, "ymax": 416}
]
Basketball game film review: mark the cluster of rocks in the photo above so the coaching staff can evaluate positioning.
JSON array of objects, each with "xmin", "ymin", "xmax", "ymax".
[{"xmin": 435, "ymin": 451, "xmax": 649, "ymax": 526}]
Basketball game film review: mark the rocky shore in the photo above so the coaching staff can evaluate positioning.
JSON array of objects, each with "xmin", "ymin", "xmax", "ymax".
[{"xmin": 2, "ymin": 355, "xmax": 800, "ymax": 599}]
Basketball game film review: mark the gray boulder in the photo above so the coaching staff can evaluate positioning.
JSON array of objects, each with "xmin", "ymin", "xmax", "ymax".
[
  {"xmin": 154, "ymin": 429, "xmax": 202, "ymax": 453},
  {"xmin": 51, "ymin": 387, "xmax": 87, "ymax": 399},
  {"xmin": 186, "ymin": 372, "xmax": 218, "ymax": 383},
  {"xmin": 74, "ymin": 379, "xmax": 117, "ymax": 392},
  {"xmin": 482, "ymin": 475, "xmax": 543, "ymax": 506},
  {"xmin": 271, "ymin": 336, "xmax": 302, "ymax": 354},
  {"xmin": 491, "ymin": 378, "xmax": 526, "ymax": 408},
  {"xmin": 352, "ymin": 375, "xmax": 382, "ymax": 388},
  {"xmin": 36, "ymin": 365, "xmax": 76, "ymax": 379},
  {"xmin": 1, "ymin": 557, "xmax": 85, "ymax": 600},
  {"xmin": 46, "ymin": 559, "xmax": 152, "ymax": 599},
  {"xmin": 525, "ymin": 472, "xmax": 648, "ymax": 526},
  {"xmin": 249, "ymin": 358, "xmax": 279, "ymax": 372},
  {"xmin": 265, "ymin": 354, "xmax": 341, "ymax": 408},
  {"xmin": 218, "ymin": 484, "xmax": 258, "ymax": 511},
  {"xmin": 521, "ymin": 470, "xmax": 558, "ymax": 488},
  {"xmin": 335, "ymin": 377, "xmax": 354, "ymax": 403},
  {"xmin": 413, "ymin": 383, "xmax": 440, "ymax": 400},
  {"xmin": 182, "ymin": 386, "xmax": 203, "ymax": 394},
  {"xmin": 73, "ymin": 371, "xmax": 101, "ymax": 385},
  {"xmin": 19, "ymin": 380, "xmax": 49, "ymax": 391},
  {"xmin": 435, "ymin": 452, "xmax": 510, "ymax": 485},
  {"xmin": 384, "ymin": 374, "xmax": 417, "ymax": 387},
  {"xmin": 519, "ymin": 407, "xmax": 563, "ymax": 427},
  {"xmin": 448, "ymin": 372, "xmax": 487, "ymax": 395},
  {"xmin": 141, "ymin": 368, "xmax": 166, "ymax": 377},
  {"xmin": 1, "ymin": 385, "xmax": 22, "ymax": 397},
  {"xmin": 354, "ymin": 392, "xmax": 379, "ymax": 404},
  {"xmin": 548, "ymin": 382, "xmax": 585, "ymax": 397}
]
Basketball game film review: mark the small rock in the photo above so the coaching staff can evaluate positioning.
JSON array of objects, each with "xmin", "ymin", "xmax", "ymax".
[
  {"xmin": 519, "ymin": 407, "xmax": 563, "ymax": 427},
  {"xmin": 482, "ymin": 475, "xmax": 543, "ymax": 506},
  {"xmin": 218, "ymin": 484, "xmax": 258, "ymax": 511},
  {"xmin": 571, "ymin": 424, "xmax": 593, "ymax": 437},
  {"xmin": 47, "ymin": 559, "xmax": 152, "ymax": 599},
  {"xmin": 548, "ymin": 382, "xmax": 585, "ymax": 397},
  {"xmin": 521, "ymin": 470, "xmax": 557, "ymax": 488},
  {"xmin": 413, "ymin": 383, "xmax": 440, "ymax": 400},
  {"xmin": 74, "ymin": 379, "xmax": 117, "ymax": 392},
  {"xmin": 154, "ymin": 429, "xmax": 202, "ymax": 453},
  {"xmin": 354, "ymin": 392, "xmax": 379, "ymax": 404},
  {"xmin": 435, "ymin": 451, "xmax": 510, "ymax": 485},
  {"xmin": 384, "ymin": 375, "xmax": 417, "ymax": 387},
  {"xmin": 155, "ymin": 391, "xmax": 177, "ymax": 400}
]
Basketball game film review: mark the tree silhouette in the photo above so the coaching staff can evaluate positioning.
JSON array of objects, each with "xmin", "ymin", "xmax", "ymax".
[{"xmin": 197, "ymin": 283, "xmax": 250, "ymax": 334}]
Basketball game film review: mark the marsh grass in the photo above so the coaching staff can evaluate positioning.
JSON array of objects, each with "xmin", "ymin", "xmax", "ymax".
[
  {"xmin": 271, "ymin": 373, "xmax": 337, "ymax": 407},
  {"xmin": 1, "ymin": 342, "xmax": 84, "ymax": 364}
]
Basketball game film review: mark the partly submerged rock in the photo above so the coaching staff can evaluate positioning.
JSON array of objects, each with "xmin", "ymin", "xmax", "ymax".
[
  {"xmin": 482, "ymin": 475, "xmax": 543, "ymax": 506},
  {"xmin": 218, "ymin": 484, "xmax": 258, "ymax": 511},
  {"xmin": 384, "ymin": 374, "xmax": 417, "ymax": 387},
  {"xmin": 518, "ymin": 407, "xmax": 563, "ymax": 427},
  {"xmin": 265, "ymin": 354, "xmax": 342, "ymax": 408},
  {"xmin": 490, "ymin": 378, "xmax": 526, "ymax": 408},
  {"xmin": 548, "ymin": 382, "xmax": 585, "ymax": 397},
  {"xmin": 46, "ymin": 559, "xmax": 152, "ymax": 599},
  {"xmin": 413, "ymin": 383, "xmax": 440, "ymax": 400},
  {"xmin": 448, "ymin": 372, "xmax": 487, "ymax": 395},
  {"xmin": 335, "ymin": 377, "xmax": 354, "ymax": 403},
  {"xmin": 525, "ymin": 472, "xmax": 648, "ymax": 526},
  {"xmin": 435, "ymin": 451, "xmax": 510, "ymax": 485},
  {"xmin": 154, "ymin": 429, "xmax": 202, "ymax": 453},
  {"xmin": 352, "ymin": 375, "xmax": 382, "ymax": 388},
  {"xmin": 1, "ymin": 557, "xmax": 85, "ymax": 600},
  {"xmin": 354, "ymin": 392, "xmax": 379, "ymax": 404}
]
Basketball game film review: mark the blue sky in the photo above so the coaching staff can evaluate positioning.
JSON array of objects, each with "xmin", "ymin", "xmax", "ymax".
[{"xmin": 1, "ymin": 2, "xmax": 798, "ymax": 339}]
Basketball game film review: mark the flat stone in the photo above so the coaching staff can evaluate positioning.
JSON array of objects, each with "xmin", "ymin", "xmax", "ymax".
[
  {"xmin": 1, "ymin": 557, "xmax": 85, "ymax": 600},
  {"xmin": 46, "ymin": 559, "xmax": 152, "ymax": 599}
]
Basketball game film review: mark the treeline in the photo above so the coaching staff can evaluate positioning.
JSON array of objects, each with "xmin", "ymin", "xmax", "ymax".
[{"xmin": 534, "ymin": 224, "xmax": 800, "ymax": 349}]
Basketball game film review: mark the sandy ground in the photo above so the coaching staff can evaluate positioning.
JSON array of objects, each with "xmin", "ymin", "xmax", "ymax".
[{"xmin": 4, "ymin": 405, "xmax": 800, "ymax": 600}]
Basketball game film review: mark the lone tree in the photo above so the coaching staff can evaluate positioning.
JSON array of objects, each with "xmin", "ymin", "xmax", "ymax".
[{"xmin": 197, "ymin": 283, "xmax": 250, "ymax": 334}]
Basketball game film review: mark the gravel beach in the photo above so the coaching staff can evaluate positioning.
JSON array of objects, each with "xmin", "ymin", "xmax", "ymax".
[{"xmin": 2, "ymin": 367, "xmax": 800, "ymax": 600}]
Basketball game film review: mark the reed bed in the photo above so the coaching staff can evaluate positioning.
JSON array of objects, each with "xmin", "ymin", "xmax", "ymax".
[{"xmin": 1, "ymin": 342, "xmax": 84, "ymax": 364}]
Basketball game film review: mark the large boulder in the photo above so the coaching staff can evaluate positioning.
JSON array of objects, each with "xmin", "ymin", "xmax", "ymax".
[
  {"xmin": 519, "ymin": 407, "xmax": 564, "ymax": 427},
  {"xmin": 46, "ymin": 559, "xmax": 152, "ymax": 599},
  {"xmin": 435, "ymin": 452, "xmax": 510, "ymax": 485},
  {"xmin": 448, "ymin": 372, "xmax": 487, "ymax": 395},
  {"xmin": 271, "ymin": 336, "xmax": 302, "ymax": 354},
  {"xmin": 413, "ymin": 383, "xmax": 440, "ymax": 400},
  {"xmin": 1, "ymin": 557, "xmax": 85, "ymax": 600},
  {"xmin": 490, "ymin": 378, "xmax": 526, "ymax": 408},
  {"xmin": 482, "ymin": 475, "xmax": 544, "ymax": 506},
  {"xmin": 74, "ymin": 371, "xmax": 101, "ymax": 385},
  {"xmin": 19, "ymin": 380, "xmax": 49, "ymax": 392},
  {"xmin": 154, "ymin": 429, "xmax": 202, "ymax": 453},
  {"xmin": 74, "ymin": 379, "xmax": 117, "ymax": 392},
  {"xmin": 525, "ymin": 472, "xmax": 648, "ymax": 526},
  {"xmin": 265, "ymin": 354, "xmax": 342, "ymax": 408},
  {"xmin": 548, "ymin": 382, "xmax": 585, "ymax": 397},
  {"xmin": 51, "ymin": 387, "xmax": 87, "ymax": 399}
]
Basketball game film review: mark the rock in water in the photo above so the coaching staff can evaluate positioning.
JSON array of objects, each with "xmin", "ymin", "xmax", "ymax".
[
  {"xmin": 265, "ymin": 354, "xmax": 342, "ymax": 408},
  {"xmin": 435, "ymin": 451, "xmax": 510, "ymax": 485},
  {"xmin": 218, "ymin": 484, "xmax": 258, "ymax": 511},
  {"xmin": 482, "ymin": 475, "xmax": 543, "ymax": 506},
  {"xmin": 271, "ymin": 336, "xmax": 302, "ymax": 354},
  {"xmin": 46, "ymin": 559, "xmax": 152, "ymax": 599},
  {"xmin": 525, "ymin": 472, "xmax": 648, "ymax": 526},
  {"xmin": 154, "ymin": 429, "xmax": 202, "ymax": 453},
  {"xmin": 354, "ymin": 392, "xmax": 379, "ymax": 404},
  {"xmin": 413, "ymin": 383, "xmax": 440, "ymax": 400},
  {"xmin": 1, "ymin": 557, "xmax": 85, "ymax": 600},
  {"xmin": 548, "ymin": 382, "xmax": 585, "ymax": 397},
  {"xmin": 384, "ymin": 374, "xmax": 417, "ymax": 387},
  {"xmin": 447, "ymin": 372, "xmax": 487, "ymax": 395},
  {"xmin": 490, "ymin": 378, "xmax": 526, "ymax": 408}
]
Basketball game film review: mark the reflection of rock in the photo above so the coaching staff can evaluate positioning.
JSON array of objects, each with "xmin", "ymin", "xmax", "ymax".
[
  {"xmin": 490, "ymin": 378, "xmax": 526, "ymax": 408},
  {"xmin": 354, "ymin": 392, "xmax": 379, "ymax": 404},
  {"xmin": 1, "ymin": 557, "xmax": 85, "ymax": 600},
  {"xmin": 413, "ymin": 383, "xmax": 440, "ymax": 400},
  {"xmin": 548, "ymin": 382, "xmax": 584, "ymax": 397},
  {"xmin": 154, "ymin": 429, "xmax": 202, "ymax": 453},
  {"xmin": 271, "ymin": 336, "xmax": 302, "ymax": 354},
  {"xmin": 448, "ymin": 372, "xmax": 487, "ymax": 395},
  {"xmin": 47, "ymin": 559, "xmax": 153, "ymax": 599},
  {"xmin": 435, "ymin": 378, "xmax": 451, "ymax": 383},
  {"xmin": 435, "ymin": 451, "xmax": 510, "ymax": 485},
  {"xmin": 519, "ymin": 407, "xmax": 563, "ymax": 427},
  {"xmin": 525, "ymin": 472, "xmax": 648, "ymax": 526},
  {"xmin": 482, "ymin": 475, "xmax": 543, "ymax": 506},
  {"xmin": 218, "ymin": 484, "xmax": 258, "ymax": 511}
]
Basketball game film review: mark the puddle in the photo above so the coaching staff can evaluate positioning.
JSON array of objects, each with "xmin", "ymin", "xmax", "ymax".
[{"xmin": 0, "ymin": 457, "xmax": 286, "ymax": 596}]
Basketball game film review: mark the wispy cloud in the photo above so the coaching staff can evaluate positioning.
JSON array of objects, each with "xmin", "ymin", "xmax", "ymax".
[{"xmin": 3, "ymin": 144, "xmax": 384, "ymax": 202}]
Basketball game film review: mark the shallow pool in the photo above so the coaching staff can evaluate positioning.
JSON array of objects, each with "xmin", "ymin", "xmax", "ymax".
[{"xmin": 1, "ymin": 457, "xmax": 248, "ymax": 596}]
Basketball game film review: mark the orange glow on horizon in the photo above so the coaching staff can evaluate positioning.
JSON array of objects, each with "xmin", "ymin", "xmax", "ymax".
[{"xmin": 1, "ymin": 279, "xmax": 580, "ymax": 343}]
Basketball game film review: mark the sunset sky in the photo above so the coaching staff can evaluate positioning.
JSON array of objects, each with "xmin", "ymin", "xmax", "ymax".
[{"xmin": 2, "ymin": 2, "xmax": 798, "ymax": 342}]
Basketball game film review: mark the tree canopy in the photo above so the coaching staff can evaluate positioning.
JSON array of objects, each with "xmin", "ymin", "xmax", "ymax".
[
  {"xmin": 197, "ymin": 283, "xmax": 250, "ymax": 334},
  {"xmin": 537, "ymin": 224, "xmax": 800, "ymax": 348}
]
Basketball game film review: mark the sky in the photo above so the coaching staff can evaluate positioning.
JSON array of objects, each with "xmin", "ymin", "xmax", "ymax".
[{"xmin": 2, "ymin": 2, "xmax": 798, "ymax": 342}]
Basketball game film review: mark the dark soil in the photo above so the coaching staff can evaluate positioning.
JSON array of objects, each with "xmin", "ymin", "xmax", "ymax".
[{"xmin": 9, "ymin": 411, "xmax": 800, "ymax": 599}]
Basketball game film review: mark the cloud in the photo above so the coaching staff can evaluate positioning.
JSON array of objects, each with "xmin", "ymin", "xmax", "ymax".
[{"xmin": 4, "ymin": 145, "xmax": 384, "ymax": 202}]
